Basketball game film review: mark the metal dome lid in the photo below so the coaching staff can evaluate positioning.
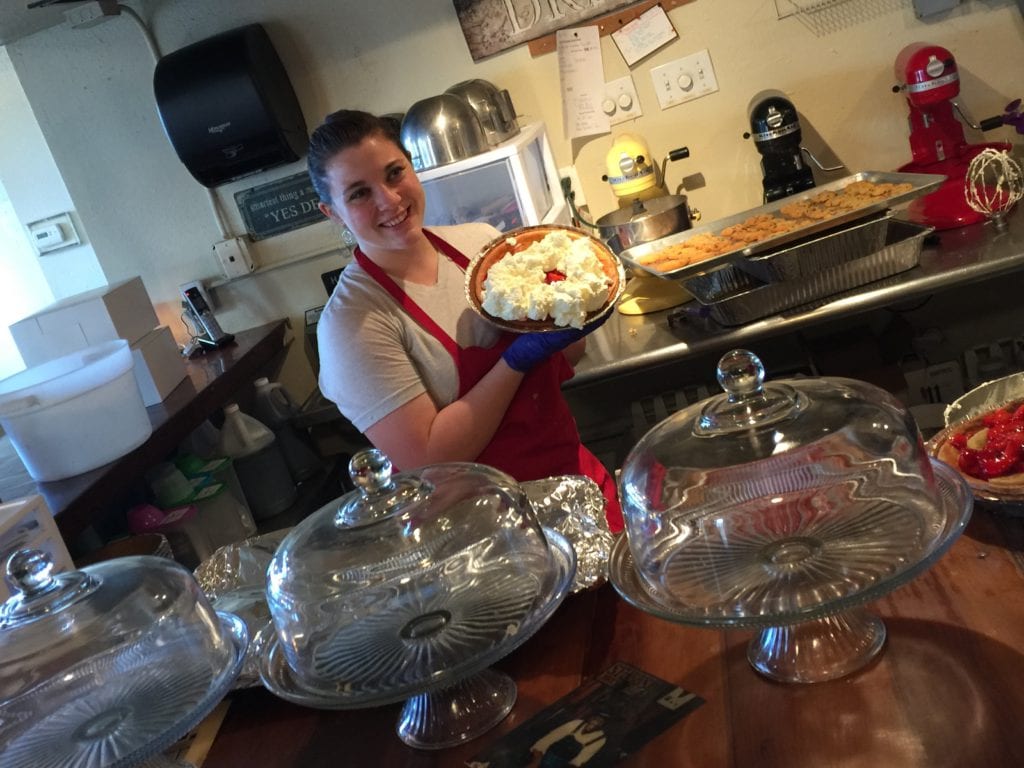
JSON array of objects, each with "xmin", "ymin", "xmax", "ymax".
[
  {"xmin": 264, "ymin": 448, "xmax": 574, "ymax": 703},
  {"xmin": 620, "ymin": 350, "xmax": 941, "ymax": 592},
  {"xmin": 0, "ymin": 549, "xmax": 246, "ymax": 767}
]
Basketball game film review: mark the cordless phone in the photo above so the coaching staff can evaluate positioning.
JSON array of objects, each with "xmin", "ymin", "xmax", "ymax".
[{"xmin": 181, "ymin": 283, "xmax": 234, "ymax": 348}]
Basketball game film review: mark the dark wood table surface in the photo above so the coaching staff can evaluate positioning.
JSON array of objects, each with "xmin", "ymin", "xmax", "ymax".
[
  {"xmin": 0, "ymin": 320, "xmax": 290, "ymax": 541},
  {"xmin": 203, "ymin": 508, "xmax": 1024, "ymax": 768}
]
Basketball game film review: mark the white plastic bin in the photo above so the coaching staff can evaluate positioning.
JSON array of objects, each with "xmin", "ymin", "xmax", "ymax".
[{"xmin": 0, "ymin": 339, "xmax": 152, "ymax": 481}]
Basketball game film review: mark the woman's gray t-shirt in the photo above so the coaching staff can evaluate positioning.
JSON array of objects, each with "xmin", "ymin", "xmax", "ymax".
[{"xmin": 317, "ymin": 223, "xmax": 502, "ymax": 433}]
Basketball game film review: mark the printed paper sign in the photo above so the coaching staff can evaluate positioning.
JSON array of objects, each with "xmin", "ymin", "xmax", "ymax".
[{"xmin": 557, "ymin": 26, "xmax": 610, "ymax": 139}]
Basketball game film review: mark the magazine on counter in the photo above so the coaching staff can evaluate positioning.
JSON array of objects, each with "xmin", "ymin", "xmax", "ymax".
[{"xmin": 467, "ymin": 661, "xmax": 704, "ymax": 767}]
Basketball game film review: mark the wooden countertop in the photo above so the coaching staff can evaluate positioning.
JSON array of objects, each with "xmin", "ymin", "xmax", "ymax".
[
  {"xmin": 0, "ymin": 319, "xmax": 290, "ymax": 541},
  {"xmin": 202, "ymin": 509, "xmax": 1024, "ymax": 768}
]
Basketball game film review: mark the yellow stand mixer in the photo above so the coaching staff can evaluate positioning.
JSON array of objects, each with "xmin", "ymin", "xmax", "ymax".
[{"xmin": 567, "ymin": 133, "xmax": 698, "ymax": 315}]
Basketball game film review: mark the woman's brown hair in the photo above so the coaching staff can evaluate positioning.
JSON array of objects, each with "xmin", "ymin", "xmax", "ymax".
[{"xmin": 307, "ymin": 110, "xmax": 407, "ymax": 205}]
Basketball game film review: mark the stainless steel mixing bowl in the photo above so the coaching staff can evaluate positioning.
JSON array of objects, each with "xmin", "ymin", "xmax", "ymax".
[
  {"xmin": 444, "ymin": 79, "xmax": 519, "ymax": 147},
  {"xmin": 400, "ymin": 94, "xmax": 487, "ymax": 172}
]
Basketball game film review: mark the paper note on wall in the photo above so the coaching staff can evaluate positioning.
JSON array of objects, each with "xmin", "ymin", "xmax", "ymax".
[
  {"xmin": 611, "ymin": 4, "xmax": 679, "ymax": 66},
  {"xmin": 557, "ymin": 26, "xmax": 609, "ymax": 139}
]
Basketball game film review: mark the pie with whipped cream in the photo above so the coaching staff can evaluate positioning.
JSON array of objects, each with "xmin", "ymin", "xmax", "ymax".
[{"xmin": 469, "ymin": 226, "xmax": 621, "ymax": 331}]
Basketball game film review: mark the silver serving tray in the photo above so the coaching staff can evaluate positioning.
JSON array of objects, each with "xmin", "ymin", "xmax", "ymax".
[{"xmin": 618, "ymin": 171, "xmax": 945, "ymax": 282}]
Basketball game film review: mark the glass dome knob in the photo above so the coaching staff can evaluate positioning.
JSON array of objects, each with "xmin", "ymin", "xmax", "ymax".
[
  {"xmin": 717, "ymin": 349, "xmax": 765, "ymax": 400},
  {"xmin": 335, "ymin": 448, "xmax": 427, "ymax": 529},
  {"xmin": 349, "ymin": 449, "xmax": 396, "ymax": 496},
  {"xmin": 1, "ymin": 548, "xmax": 96, "ymax": 627},
  {"xmin": 697, "ymin": 349, "xmax": 805, "ymax": 436},
  {"xmin": 5, "ymin": 549, "xmax": 55, "ymax": 597}
]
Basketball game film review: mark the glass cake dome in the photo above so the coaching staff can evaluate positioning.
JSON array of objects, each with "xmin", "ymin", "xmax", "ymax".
[
  {"xmin": 261, "ymin": 448, "xmax": 576, "ymax": 748},
  {"xmin": 612, "ymin": 349, "xmax": 972, "ymax": 683},
  {"xmin": 0, "ymin": 549, "xmax": 247, "ymax": 768}
]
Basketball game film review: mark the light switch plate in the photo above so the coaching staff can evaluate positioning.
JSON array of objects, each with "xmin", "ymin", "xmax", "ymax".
[
  {"xmin": 650, "ymin": 49, "xmax": 719, "ymax": 110},
  {"xmin": 603, "ymin": 75, "xmax": 642, "ymax": 126}
]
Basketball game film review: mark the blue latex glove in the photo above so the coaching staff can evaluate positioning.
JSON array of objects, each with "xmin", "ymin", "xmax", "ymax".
[{"xmin": 502, "ymin": 313, "xmax": 610, "ymax": 373}]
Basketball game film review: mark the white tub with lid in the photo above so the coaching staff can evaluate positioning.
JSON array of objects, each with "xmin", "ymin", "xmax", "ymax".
[{"xmin": 0, "ymin": 339, "xmax": 152, "ymax": 481}]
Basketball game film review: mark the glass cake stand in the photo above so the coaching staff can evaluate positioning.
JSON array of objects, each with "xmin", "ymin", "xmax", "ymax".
[
  {"xmin": 259, "ymin": 527, "xmax": 576, "ymax": 749},
  {"xmin": 0, "ymin": 611, "xmax": 247, "ymax": 768},
  {"xmin": 609, "ymin": 459, "xmax": 972, "ymax": 683}
]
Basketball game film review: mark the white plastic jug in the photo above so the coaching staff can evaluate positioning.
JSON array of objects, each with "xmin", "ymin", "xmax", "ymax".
[
  {"xmin": 218, "ymin": 403, "xmax": 296, "ymax": 520},
  {"xmin": 252, "ymin": 377, "xmax": 298, "ymax": 429},
  {"xmin": 252, "ymin": 378, "xmax": 321, "ymax": 482}
]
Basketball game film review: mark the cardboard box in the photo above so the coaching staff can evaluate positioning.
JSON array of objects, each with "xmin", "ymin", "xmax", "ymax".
[
  {"xmin": 0, "ymin": 495, "xmax": 74, "ymax": 603},
  {"xmin": 131, "ymin": 326, "xmax": 187, "ymax": 406},
  {"xmin": 10, "ymin": 277, "xmax": 159, "ymax": 367}
]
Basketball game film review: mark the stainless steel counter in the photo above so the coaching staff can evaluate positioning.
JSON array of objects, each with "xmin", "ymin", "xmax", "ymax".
[{"xmin": 571, "ymin": 206, "xmax": 1024, "ymax": 389}]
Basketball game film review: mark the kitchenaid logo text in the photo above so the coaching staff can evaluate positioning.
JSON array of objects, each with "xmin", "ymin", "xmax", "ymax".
[{"xmin": 208, "ymin": 122, "xmax": 232, "ymax": 134}]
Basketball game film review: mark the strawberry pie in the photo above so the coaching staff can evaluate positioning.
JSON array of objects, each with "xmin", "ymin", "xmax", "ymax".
[{"xmin": 936, "ymin": 401, "xmax": 1024, "ymax": 485}]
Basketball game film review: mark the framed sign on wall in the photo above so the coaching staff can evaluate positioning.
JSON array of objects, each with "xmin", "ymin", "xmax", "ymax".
[
  {"xmin": 454, "ymin": 0, "xmax": 640, "ymax": 60},
  {"xmin": 234, "ymin": 172, "xmax": 326, "ymax": 241},
  {"xmin": 454, "ymin": 1, "xmax": 694, "ymax": 60}
]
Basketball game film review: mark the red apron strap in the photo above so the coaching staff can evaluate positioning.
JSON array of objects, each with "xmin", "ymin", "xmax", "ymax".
[
  {"xmin": 425, "ymin": 229, "xmax": 470, "ymax": 270},
  {"xmin": 353, "ymin": 245, "xmax": 460, "ymax": 359}
]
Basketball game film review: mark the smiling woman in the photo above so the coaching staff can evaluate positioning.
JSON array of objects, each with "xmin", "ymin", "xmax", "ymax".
[{"xmin": 308, "ymin": 110, "xmax": 624, "ymax": 533}]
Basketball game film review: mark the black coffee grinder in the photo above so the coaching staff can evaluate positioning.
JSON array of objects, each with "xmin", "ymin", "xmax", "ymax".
[{"xmin": 745, "ymin": 92, "xmax": 817, "ymax": 203}]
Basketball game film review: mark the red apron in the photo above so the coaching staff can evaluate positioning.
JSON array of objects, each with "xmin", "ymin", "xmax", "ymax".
[{"xmin": 353, "ymin": 232, "xmax": 623, "ymax": 532}]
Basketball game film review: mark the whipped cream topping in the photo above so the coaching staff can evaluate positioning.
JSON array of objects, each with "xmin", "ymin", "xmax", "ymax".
[{"xmin": 481, "ymin": 230, "xmax": 612, "ymax": 329}]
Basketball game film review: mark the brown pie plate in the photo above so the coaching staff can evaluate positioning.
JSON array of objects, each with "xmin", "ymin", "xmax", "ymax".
[{"xmin": 465, "ymin": 225, "xmax": 625, "ymax": 333}]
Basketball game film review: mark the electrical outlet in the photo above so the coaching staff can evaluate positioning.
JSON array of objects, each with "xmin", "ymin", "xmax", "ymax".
[
  {"xmin": 213, "ymin": 237, "xmax": 255, "ymax": 279},
  {"xmin": 559, "ymin": 165, "xmax": 587, "ymax": 208},
  {"xmin": 650, "ymin": 49, "xmax": 720, "ymax": 110},
  {"xmin": 603, "ymin": 75, "xmax": 643, "ymax": 126}
]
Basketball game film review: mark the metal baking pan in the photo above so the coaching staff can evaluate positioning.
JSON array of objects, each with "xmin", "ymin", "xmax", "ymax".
[
  {"xmin": 683, "ymin": 212, "xmax": 892, "ymax": 302},
  {"xmin": 618, "ymin": 171, "xmax": 945, "ymax": 283},
  {"xmin": 691, "ymin": 219, "xmax": 933, "ymax": 327}
]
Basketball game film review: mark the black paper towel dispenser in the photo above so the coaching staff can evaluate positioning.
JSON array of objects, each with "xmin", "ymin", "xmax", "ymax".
[{"xmin": 154, "ymin": 24, "xmax": 308, "ymax": 188}]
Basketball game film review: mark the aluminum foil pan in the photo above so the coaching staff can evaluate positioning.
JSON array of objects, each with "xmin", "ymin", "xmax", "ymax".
[
  {"xmin": 194, "ymin": 477, "xmax": 615, "ymax": 687},
  {"xmin": 194, "ymin": 529, "xmax": 289, "ymax": 689},
  {"xmin": 682, "ymin": 213, "xmax": 891, "ymax": 301},
  {"xmin": 690, "ymin": 219, "xmax": 931, "ymax": 326},
  {"xmin": 618, "ymin": 170, "xmax": 944, "ymax": 281},
  {"xmin": 521, "ymin": 475, "xmax": 615, "ymax": 592},
  {"xmin": 943, "ymin": 371, "xmax": 1024, "ymax": 426},
  {"xmin": 928, "ymin": 371, "xmax": 1024, "ymax": 517}
]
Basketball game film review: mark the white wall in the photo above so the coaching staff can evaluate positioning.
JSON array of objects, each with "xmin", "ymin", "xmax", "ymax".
[
  {"xmin": 6, "ymin": 0, "xmax": 1023, "ymax": 398},
  {"xmin": 0, "ymin": 47, "xmax": 106, "ymax": 301},
  {"xmin": 0, "ymin": 45, "xmax": 109, "ymax": 378}
]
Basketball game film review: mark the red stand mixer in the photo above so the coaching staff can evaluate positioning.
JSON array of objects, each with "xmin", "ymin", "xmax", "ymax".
[{"xmin": 894, "ymin": 42, "xmax": 1011, "ymax": 230}]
